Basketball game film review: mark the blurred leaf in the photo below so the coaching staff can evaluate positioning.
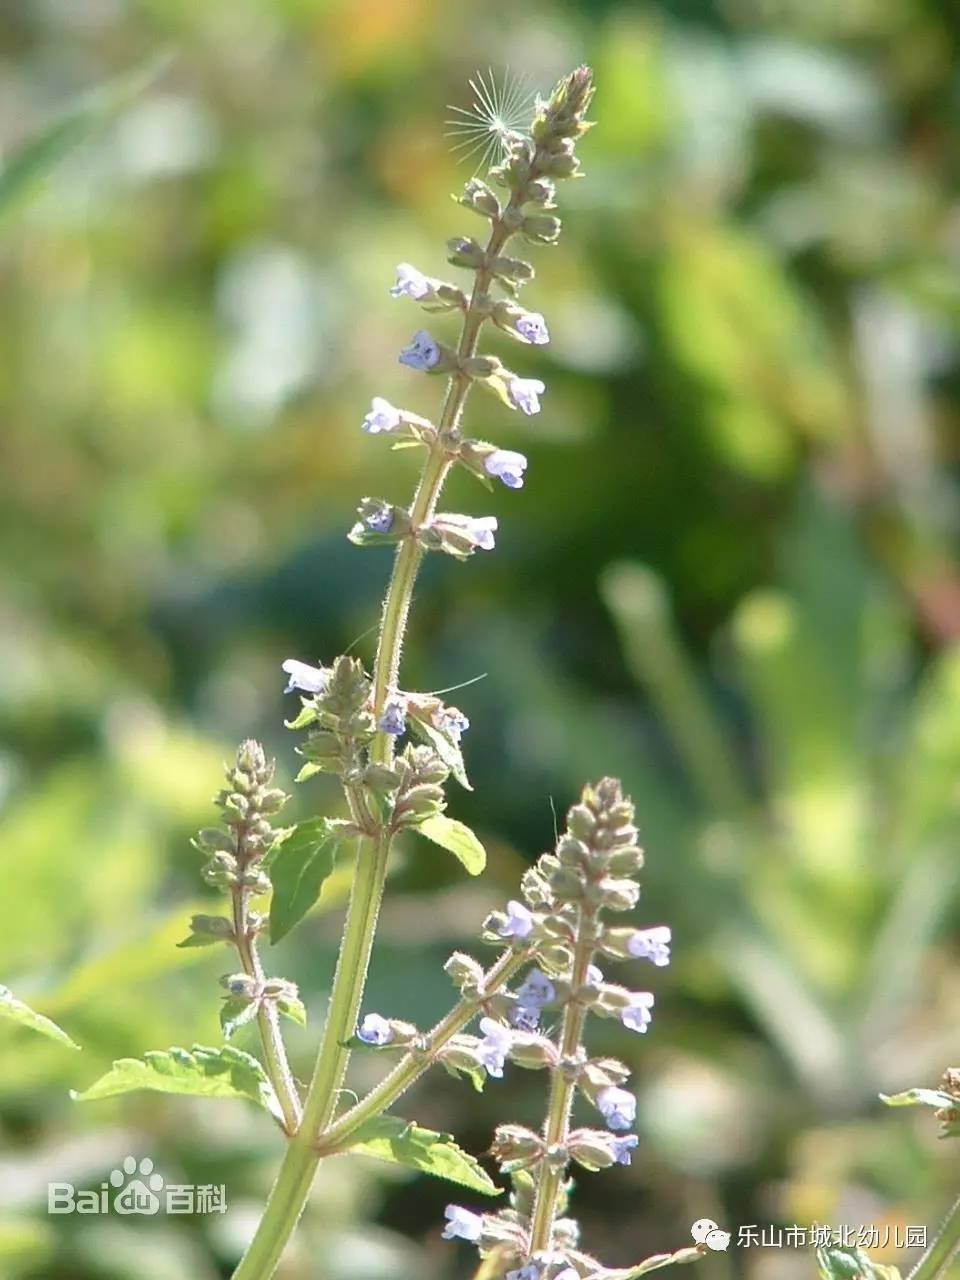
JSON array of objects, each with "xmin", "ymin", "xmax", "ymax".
[
  {"xmin": 276, "ymin": 993, "xmax": 306, "ymax": 1027},
  {"xmin": 0, "ymin": 985, "xmax": 79, "ymax": 1051},
  {"xmin": 71, "ymin": 1043, "xmax": 280, "ymax": 1119},
  {"xmin": 344, "ymin": 1115, "xmax": 500, "ymax": 1196},
  {"xmin": 220, "ymin": 998, "xmax": 258, "ymax": 1041},
  {"xmin": 0, "ymin": 55, "xmax": 168, "ymax": 219},
  {"xmin": 816, "ymin": 1244, "xmax": 902, "ymax": 1280},
  {"xmin": 414, "ymin": 814, "xmax": 486, "ymax": 875},
  {"xmin": 880, "ymin": 1088, "xmax": 955, "ymax": 1110},
  {"xmin": 269, "ymin": 818, "xmax": 347, "ymax": 944}
]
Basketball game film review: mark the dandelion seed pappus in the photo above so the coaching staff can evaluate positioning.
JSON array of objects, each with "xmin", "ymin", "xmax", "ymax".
[{"xmin": 445, "ymin": 67, "xmax": 536, "ymax": 171}]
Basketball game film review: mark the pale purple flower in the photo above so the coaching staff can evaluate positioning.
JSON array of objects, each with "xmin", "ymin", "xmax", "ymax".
[
  {"xmin": 596, "ymin": 1085, "xmax": 636, "ymax": 1132},
  {"xmin": 612, "ymin": 1133, "xmax": 639, "ymax": 1165},
  {"xmin": 467, "ymin": 515, "xmax": 498, "ymax": 550},
  {"xmin": 498, "ymin": 900, "xmax": 533, "ymax": 940},
  {"xmin": 586, "ymin": 964, "xmax": 604, "ymax": 984},
  {"xmin": 484, "ymin": 449, "xmax": 528, "ymax": 490},
  {"xmin": 506, "ymin": 1265, "xmax": 542, "ymax": 1280},
  {"xmin": 442, "ymin": 1205, "xmax": 483, "ymax": 1242},
  {"xmin": 510, "ymin": 1003, "xmax": 540, "ymax": 1031},
  {"xmin": 515, "ymin": 312, "xmax": 549, "ymax": 345},
  {"xmin": 515, "ymin": 968, "xmax": 555, "ymax": 1010},
  {"xmin": 379, "ymin": 699, "xmax": 407, "ymax": 736},
  {"xmin": 357, "ymin": 1013, "xmax": 393, "ymax": 1046},
  {"xmin": 477, "ymin": 1017, "xmax": 513, "ymax": 1079},
  {"xmin": 554, "ymin": 1271, "xmax": 581, "ymax": 1280},
  {"xmin": 362, "ymin": 397, "xmax": 402, "ymax": 434},
  {"xmin": 282, "ymin": 659, "xmax": 329, "ymax": 695},
  {"xmin": 507, "ymin": 376, "xmax": 545, "ymax": 416},
  {"xmin": 627, "ymin": 925, "xmax": 672, "ymax": 967},
  {"xmin": 621, "ymin": 992, "xmax": 655, "ymax": 1034},
  {"xmin": 434, "ymin": 706, "xmax": 469, "ymax": 743},
  {"xmin": 390, "ymin": 263, "xmax": 433, "ymax": 300},
  {"xmin": 399, "ymin": 330, "xmax": 440, "ymax": 371},
  {"xmin": 365, "ymin": 507, "xmax": 394, "ymax": 534}
]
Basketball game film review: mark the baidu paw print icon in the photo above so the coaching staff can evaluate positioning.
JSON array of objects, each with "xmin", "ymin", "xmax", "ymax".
[
  {"xmin": 691, "ymin": 1218, "xmax": 731, "ymax": 1251},
  {"xmin": 110, "ymin": 1156, "xmax": 164, "ymax": 1215}
]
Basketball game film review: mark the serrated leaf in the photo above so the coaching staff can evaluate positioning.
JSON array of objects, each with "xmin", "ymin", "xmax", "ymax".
[
  {"xmin": 0, "ymin": 985, "xmax": 79, "ymax": 1051},
  {"xmin": 269, "ymin": 818, "xmax": 346, "ymax": 944},
  {"xmin": 276, "ymin": 995, "xmax": 306, "ymax": 1028},
  {"xmin": 220, "ymin": 997, "xmax": 258, "ymax": 1040},
  {"xmin": 415, "ymin": 814, "xmax": 486, "ymax": 875},
  {"xmin": 71, "ymin": 1043, "xmax": 281, "ymax": 1120},
  {"xmin": 344, "ymin": 1116, "xmax": 500, "ymax": 1195},
  {"xmin": 881, "ymin": 1088, "xmax": 956, "ymax": 1110},
  {"xmin": 408, "ymin": 716, "xmax": 471, "ymax": 790}
]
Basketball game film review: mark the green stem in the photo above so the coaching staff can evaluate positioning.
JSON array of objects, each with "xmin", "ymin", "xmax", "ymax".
[
  {"xmin": 908, "ymin": 1193, "xmax": 960, "ymax": 1280},
  {"xmin": 318, "ymin": 948, "xmax": 527, "ymax": 1153},
  {"xmin": 528, "ymin": 908, "xmax": 593, "ymax": 1253},
  {"xmin": 231, "ymin": 883, "xmax": 302, "ymax": 1135},
  {"xmin": 233, "ymin": 193, "xmax": 523, "ymax": 1280}
]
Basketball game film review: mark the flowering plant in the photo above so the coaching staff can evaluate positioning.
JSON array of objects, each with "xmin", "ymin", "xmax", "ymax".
[{"xmin": 69, "ymin": 64, "xmax": 703, "ymax": 1280}]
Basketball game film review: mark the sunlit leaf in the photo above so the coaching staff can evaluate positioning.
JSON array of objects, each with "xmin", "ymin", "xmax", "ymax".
[
  {"xmin": 414, "ymin": 814, "xmax": 486, "ymax": 875},
  {"xmin": 344, "ymin": 1115, "xmax": 500, "ymax": 1195},
  {"xmin": 269, "ymin": 819, "xmax": 347, "ymax": 944},
  {"xmin": 71, "ymin": 1043, "xmax": 280, "ymax": 1120},
  {"xmin": 0, "ymin": 986, "xmax": 79, "ymax": 1051}
]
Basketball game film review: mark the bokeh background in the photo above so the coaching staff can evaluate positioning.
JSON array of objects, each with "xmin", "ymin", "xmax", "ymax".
[{"xmin": 2, "ymin": 1, "xmax": 959, "ymax": 1277}]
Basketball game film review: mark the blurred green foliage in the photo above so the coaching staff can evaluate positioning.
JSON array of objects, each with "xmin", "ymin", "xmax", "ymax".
[{"xmin": 1, "ymin": 1, "xmax": 959, "ymax": 1277}]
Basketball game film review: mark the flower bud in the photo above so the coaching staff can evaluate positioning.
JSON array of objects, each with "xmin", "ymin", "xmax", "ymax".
[
  {"xmin": 567, "ymin": 1128, "xmax": 619, "ymax": 1170},
  {"xmin": 363, "ymin": 762, "xmax": 403, "ymax": 794},
  {"xmin": 347, "ymin": 498, "xmax": 412, "ymax": 548},
  {"xmin": 240, "ymin": 867, "xmax": 272, "ymax": 894},
  {"xmin": 446, "ymin": 236, "xmax": 486, "ymax": 269},
  {"xmin": 490, "ymin": 1124, "xmax": 545, "ymax": 1173},
  {"xmin": 507, "ymin": 1032, "xmax": 559, "ymax": 1070},
  {"xmin": 444, "ymin": 951, "xmax": 484, "ymax": 992},
  {"xmin": 459, "ymin": 178, "xmax": 501, "ymax": 219},
  {"xmin": 395, "ymin": 783, "xmax": 445, "ymax": 823},
  {"xmin": 220, "ymin": 973, "xmax": 258, "ymax": 1000},
  {"xmin": 202, "ymin": 851, "xmax": 238, "ymax": 887},
  {"xmin": 522, "ymin": 214, "xmax": 562, "ymax": 244},
  {"xmin": 489, "ymin": 255, "xmax": 535, "ymax": 286},
  {"xmin": 188, "ymin": 914, "xmax": 234, "ymax": 940}
]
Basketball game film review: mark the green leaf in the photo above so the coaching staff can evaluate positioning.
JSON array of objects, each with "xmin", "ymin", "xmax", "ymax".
[
  {"xmin": 345, "ymin": 1116, "xmax": 500, "ymax": 1195},
  {"xmin": 408, "ymin": 716, "xmax": 471, "ymax": 789},
  {"xmin": 71, "ymin": 1043, "xmax": 280, "ymax": 1120},
  {"xmin": 0, "ymin": 56, "xmax": 168, "ymax": 220},
  {"xmin": 415, "ymin": 814, "xmax": 486, "ymax": 875},
  {"xmin": 276, "ymin": 994, "xmax": 307, "ymax": 1027},
  {"xmin": 269, "ymin": 818, "xmax": 346, "ymax": 944},
  {"xmin": 220, "ymin": 998, "xmax": 258, "ymax": 1041},
  {"xmin": 881, "ymin": 1087, "xmax": 956, "ymax": 1110},
  {"xmin": 0, "ymin": 985, "xmax": 79, "ymax": 1051}
]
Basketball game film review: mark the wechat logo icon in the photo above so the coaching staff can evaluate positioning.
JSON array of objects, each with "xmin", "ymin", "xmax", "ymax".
[{"xmin": 692, "ymin": 1218, "xmax": 731, "ymax": 1251}]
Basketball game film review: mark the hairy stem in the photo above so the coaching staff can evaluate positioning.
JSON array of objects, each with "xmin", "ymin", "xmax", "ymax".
[
  {"xmin": 907, "ymin": 1193, "xmax": 960, "ymax": 1280},
  {"xmin": 233, "ymin": 193, "xmax": 524, "ymax": 1280},
  {"xmin": 231, "ymin": 881, "xmax": 302, "ymax": 1134},
  {"xmin": 528, "ymin": 908, "xmax": 594, "ymax": 1253},
  {"xmin": 317, "ymin": 947, "xmax": 528, "ymax": 1153}
]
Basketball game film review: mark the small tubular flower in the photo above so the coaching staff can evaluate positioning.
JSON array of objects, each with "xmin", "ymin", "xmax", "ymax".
[
  {"xmin": 282, "ymin": 659, "xmax": 329, "ymax": 695},
  {"xmin": 627, "ymin": 925, "xmax": 672, "ymax": 967},
  {"xmin": 507, "ymin": 376, "xmax": 545, "ymax": 415},
  {"xmin": 399, "ymin": 330, "xmax": 440, "ymax": 371},
  {"xmin": 357, "ymin": 1013, "xmax": 393, "ymax": 1046},
  {"xmin": 484, "ymin": 449, "xmax": 528, "ymax": 489},
  {"xmin": 596, "ymin": 1084, "xmax": 636, "ymax": 1131},
  {"xmin": 498, "ymin": 900, "xmax": 534, "ymax": 939},
  {"xmin": 442, "ymin": 1205, "xmax": 483, "ymax": 1242}
]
